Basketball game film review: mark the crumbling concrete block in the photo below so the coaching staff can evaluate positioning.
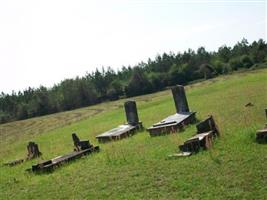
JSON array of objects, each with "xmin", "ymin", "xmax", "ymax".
[{"xmin": 169, "ymin": 115, "xmax": 219, "ymax": 157}]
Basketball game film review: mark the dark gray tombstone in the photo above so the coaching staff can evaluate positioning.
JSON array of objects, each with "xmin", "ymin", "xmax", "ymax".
[
  {"xmin": 171, "ymin": 85, "xmax": 189, "ymax": 113},
  {"xmin": 124, "ymin": 100, "xmax": 139, "ymax": 126}
]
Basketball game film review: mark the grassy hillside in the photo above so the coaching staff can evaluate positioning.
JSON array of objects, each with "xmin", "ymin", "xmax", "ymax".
[{"xmin": 0, "ymin": 69, "xmax": 266, "ymax": 200}]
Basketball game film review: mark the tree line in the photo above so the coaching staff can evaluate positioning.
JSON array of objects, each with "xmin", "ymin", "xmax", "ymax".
[{"xmin": 1, "ymin": 38, "xmax": 267, "ymax": 124}]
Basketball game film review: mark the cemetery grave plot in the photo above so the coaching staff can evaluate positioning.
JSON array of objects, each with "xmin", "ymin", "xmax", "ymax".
[
  {"xmin": 147, "ymin": 85, "xmax": 196, "ymax": 136},
  {"xmin": 169, "ymin": 115, "xmax": 219, "ymax": 157},
  {"xmin": 4, "ymin": 142, "xmax": 42, "ymax": 166},
  {"xmin": 30, "ymin": 133, "xmax": 99, "ymax": 173},
  {"xmin": 96, "ymin": 100, "xmax": 143, "ymax": 143},
  {"xmin": 256, "ymin": 108, "xmax": 267, "ymax": 143}
]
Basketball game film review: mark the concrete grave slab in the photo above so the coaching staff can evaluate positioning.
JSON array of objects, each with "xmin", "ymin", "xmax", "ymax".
[
  {"xmin": 30, "ymin": 134, "xmax": 99, "ymax": 173},
  {"xmin": 147, "ymin": 85, "xmax": 196, "ymax": 136},
  {"xmin": 96, "ymin": 100, "xmax": 142, "ymax": 143}
]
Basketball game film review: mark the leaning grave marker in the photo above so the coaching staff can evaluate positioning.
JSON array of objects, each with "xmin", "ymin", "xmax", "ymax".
[
  {"xmin": 96, "ymin": 100, "xmax": 143, "ymax": 143},
  {"xmin": 147, "ymin": 85, "xmax": 196, "ymax": 136}
]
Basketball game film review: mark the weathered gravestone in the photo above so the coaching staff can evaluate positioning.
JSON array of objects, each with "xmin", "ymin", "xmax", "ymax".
[
  {"xmin": 4, "ymin": 142, "xmax": 42, "ymax": 166},
  {"xmin": 256, "ymin": 108, "xmax": 267, "ymax": 143},
  {"xmin": 31, "ymin": 133, "xmax": 99, "ymax": 173},
  {"xmin": 96, "ymin": 100, "xmax": 143, "ymax": 143},
  {"xmin": 169, "ymin": 115, "xmax": 219, "ymax": 158},
  {"xmin": 172, "ymin": 85, "xmax": 190, "ymax": 113},
  {"xmin": 72, "ymin": 133, "xmax": 92, "ymax": 151},
  {"xmin": 147, "ymin": 85, "xmax": 196, "ymax": 136},
  {"xmin": 125, "ymin": 100, "xmax": 140, "ymax": 126}
]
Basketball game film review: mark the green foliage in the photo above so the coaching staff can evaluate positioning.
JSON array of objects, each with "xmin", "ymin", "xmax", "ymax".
[
  {"xmin": 125, "ymin": 67, "xmax": 153, "ymax": 97},
  {"xmin": 0, "ymin": 110, "xmax": 12, "ymax": 123},
  {"xmin": 0, "ymin": 39, "xmax": 267, "ymax": 123},
  {"xmin": 168, "ymin": 64, "xmax": 186, "ymax": 85},
  {"xmin": 229, "ymin": 57, "xmax": 243, "ymax": 70},
  {"xmin": 240, "ymin": 55, "xmax": 253, "ymax": 68},
  {"xmin": 199, "ymin": 64, "xmax": 215, "ymax": 79}
]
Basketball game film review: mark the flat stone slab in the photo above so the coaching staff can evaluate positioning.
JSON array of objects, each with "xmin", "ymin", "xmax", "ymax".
[
  {"xmin": 96, "ymin": 123, "xmax": 142, "ymax": 142},
  {"xmin": 152, "ymin": 112, "xmax": 194, "ymax": 127},
  {"xmin": 147, "ymin": 112, "xmax": 196, "ymax": 136},
  {"xmin": 31, "ymin": 146, "xmax": 99, "ymax": 172},
  {"xmin": 97, "ymin": 125, "xmax": 135, "ymax": 137},
  {"xmin": 185, "ymin": 131, "xmax": 212, "ymax": 143}
]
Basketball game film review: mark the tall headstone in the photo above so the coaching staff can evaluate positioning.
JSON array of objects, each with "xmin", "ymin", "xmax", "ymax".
[
  {"xmin": 124, "ymin": 100, "xmax": 139, "ymax": 126},
  {"xmin": 171, "ymin": 85, "xmax": 189, "ymax": 113}
]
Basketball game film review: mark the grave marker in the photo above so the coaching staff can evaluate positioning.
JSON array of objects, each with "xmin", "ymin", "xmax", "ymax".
[
  {"xmin": 168, "ymin": 115, "xmax": 219, "ymax": 158},
  {"xmin": 125, "ymin": 100, "xmax": 139, "ymax": 126},
  {"xmin": 179, "ymin": 115, "xmax": 219, "ymax": 153},
  {"xmin": 172, "ymin": 85, "xmax": 189, "ymax": 113},
  {"xmin": 4, "ymin": 142, "xmax": 42, "ymax": 166},
  {"xmin": 147, "ymin": 85, "xmax": 196, "ymax": 136},
  {"xmin": 31, "ymin": 133, "xmax": 99, "ymax": 173},
  {"xmin": 72, "ymin": 133, "xmax": 92, "ymax": 151},
  {"xmin": 96, "ymin": 100, "xmax": 142, "ymax": 143}
]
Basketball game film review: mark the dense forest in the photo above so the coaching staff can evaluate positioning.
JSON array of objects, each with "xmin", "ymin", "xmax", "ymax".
[{"xmin": 1, "ymin": 38, "xmax": 267, "ymax": 124}]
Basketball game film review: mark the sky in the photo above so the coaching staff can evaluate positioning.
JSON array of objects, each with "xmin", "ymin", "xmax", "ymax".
[{"xmin": 0, "ymin": 0, "xmax": 266, "ymax": 94}]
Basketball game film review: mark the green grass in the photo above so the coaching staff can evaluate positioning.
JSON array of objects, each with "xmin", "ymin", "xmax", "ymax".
[{"xmin": 0, "ymin": 69, "xmax": 267, "ymax": 200}]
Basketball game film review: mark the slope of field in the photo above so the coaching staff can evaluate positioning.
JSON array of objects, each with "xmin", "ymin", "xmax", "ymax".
[{"xmin": 0, "ymin": 69, "xmax": 267, "ymax": 199}]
